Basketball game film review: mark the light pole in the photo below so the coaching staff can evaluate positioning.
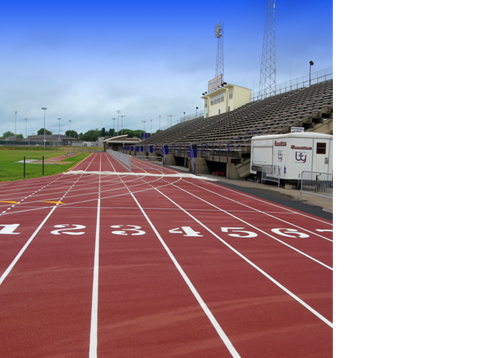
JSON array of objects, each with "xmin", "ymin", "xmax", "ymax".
[
  {"xmin": 41, "ymin": 108, "xmax": 47, "ymax": 147},
  {"xmin": 69, "ymin": 119, "xmax": 72, "ymax": 135},
  {"xmin": 150, "ymin": 119, "xmax": 152, "ymax": 135},
  {"xmin": 167, "ymin": 115, "xmax": 173, "ymax": 128},
  {"xmin": 112, "ymin": 118, "xmax": 116, "ymax": 136},
  {"xmin": 159, "ymin": 115, "xmax": 161, "ymax": 130},
  {"xmin": 25, "ymin": 118, "xmax": 28, "ymax": 141},
  {"xmin": 142, "ymin": 120, "xmax": 146, "ymax": 133},
  {"xmin": 116, "ymin": 110, "xmax": 121, "ymax": 135},
  {"xmin": 15, "ymin": 111, "xmax": 17, "ymax": 137},
  {"xmin": 120, "ymin": 115, "xmax": 125, "ymax": 135},
  {"xmin": 57, "ymin": 118, "xmax": 61, "ymax": 141},
  {"xmin": 309, "ymin": 60, "xmax": 314, "ymax": 86}
]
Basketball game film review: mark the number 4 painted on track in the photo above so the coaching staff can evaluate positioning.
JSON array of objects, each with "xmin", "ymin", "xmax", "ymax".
[
  {"xmin": 0, "ymin": 224, "xmax": 20, "ymax": 235},
  {"xmin": 169, "ymin": 226, "xmax": 203, "ymax": 237}
]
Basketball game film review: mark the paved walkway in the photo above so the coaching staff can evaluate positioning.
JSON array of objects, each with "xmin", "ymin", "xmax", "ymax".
[{"xmin": 166, "ymin": 166, "xmax": 333, "ymax": 215}]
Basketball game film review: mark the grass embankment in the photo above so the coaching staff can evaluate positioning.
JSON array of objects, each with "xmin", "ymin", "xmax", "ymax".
[{"xmin": 0, "ymin": 148, "xmax": 91, "ymax": 182}]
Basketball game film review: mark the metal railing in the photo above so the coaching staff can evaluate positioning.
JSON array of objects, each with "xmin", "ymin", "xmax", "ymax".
[
  {"xmin": 251, "ymin": 66, "xmax": 333, "ymax": 102},
  {"xmin": 107, "ymin": 149, "xmax": 132, "ymax": 172},
  {"xmin": 300, "ymin": 171, "xmax": 333, "ymax": 200},
  {"xmin": 261, "ymin": 165, "xmax": 283, "ymax": 187}
]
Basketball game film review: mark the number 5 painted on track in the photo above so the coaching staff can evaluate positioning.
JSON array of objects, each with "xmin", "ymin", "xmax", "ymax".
[
  {"xmin": 271, "ymin": 228, "xmax": 309, "ymax": 238},
  {"xmin": 221, "ymin": 227, "xmax": 258, "ymax": 238},
  {"xmin": 0, "ymin": 224, "xmax": 20, "ymax": 235}
]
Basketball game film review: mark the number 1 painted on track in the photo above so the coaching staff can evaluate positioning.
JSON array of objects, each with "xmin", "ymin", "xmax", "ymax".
[{"xmin": 0, "ymin": 224, "xmax": 20, "ymax": 235}]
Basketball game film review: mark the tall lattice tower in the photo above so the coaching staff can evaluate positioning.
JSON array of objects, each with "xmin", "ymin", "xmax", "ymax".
[
  {"xmin": 215, "ymin": 21, "xmax": 224, "ymax": 80},
  {"xmin": 259, "ymin": 0, "xmax": 276, "ymax": 98}
]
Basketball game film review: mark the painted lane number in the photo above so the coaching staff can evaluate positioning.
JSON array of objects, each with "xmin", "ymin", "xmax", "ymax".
[
  {"xmin": 221, "ymin": 227, "xmax": 258, "ymax": 238},
  {"xmin": 0, "ymin": 224, "xmax": 20, "ymax": 235},
  {"xmin": 51, "ymin": 224, "xmax": 86, "ymax": 235},
  {"xmin": 169, "ymin": 226, "xmax": 203, "ymax": 237},
  {"xmin": 111, "ymin": 225, "xmax": 145, "ymax": 236},
  {"xmin": 271, "ymin": 228, "xmax": 310, "ymax": 238}
]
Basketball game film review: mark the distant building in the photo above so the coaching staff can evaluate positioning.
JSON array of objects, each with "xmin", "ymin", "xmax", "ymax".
[{"xmin": 102, "ymin": 135, "xmax": 141, "ymax": 152}]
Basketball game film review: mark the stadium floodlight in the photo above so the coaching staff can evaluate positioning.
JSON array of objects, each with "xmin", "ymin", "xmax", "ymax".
[
  {"xmin": 142, "ymin": 120, "xmax": 146, "ymax": 132},
  {"xmin": 15, "ymin": 111, "xmax": 17, "ymax": 137},
  {"xmin": 25, "ymin": 118, "xmax": 28, "ymax": 140},
  {"xmin": 120, "ymin": 115, "xmax": 126, "ymax": 135},
  {"xmin": 167, "ymin": 114, "xmax": 174, "ymax": 127},
  {"xmin": 159, "ymin": 115, "xmax": 161, "ymax": 130},
  {"xmin": 69, "ymin": 119, "xmax": 72, "ymax": 133},
  {"xmin": 116, "ymin": 110, "xmax": 121, "ymax": 134},
  {"xmin": 112, "ymin": 118, "xmax": 117, "ymax": 136},
  {"xmin": 41, "ymin": 108, "xmax": 47, "ymax": 147},
  {"xmin": 309, "ymin": 60, "xmax": 315, "ymax": 86},
  {"xmin": 57, "ymin": 118, "xmax": 61, "ymax": 141}
]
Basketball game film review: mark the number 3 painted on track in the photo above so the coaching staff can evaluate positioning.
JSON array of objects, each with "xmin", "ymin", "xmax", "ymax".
[{"xmin": 111, "ymin": 225, "xmax": 146, "ymax": 236}]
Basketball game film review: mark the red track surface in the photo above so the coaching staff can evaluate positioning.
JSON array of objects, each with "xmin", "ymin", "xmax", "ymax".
[{"xmin": 0, "ymin": 153, "xmax": 333, "ymax": 357}]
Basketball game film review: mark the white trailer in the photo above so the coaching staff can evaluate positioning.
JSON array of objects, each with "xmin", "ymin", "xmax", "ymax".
[{"xmin": 250, "ymin": 132, "xmax": 333, "ymax": 183}]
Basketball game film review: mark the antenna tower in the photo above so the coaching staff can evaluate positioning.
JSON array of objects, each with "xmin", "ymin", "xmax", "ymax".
[
  {"xmin": 215, "ymin": 21, "xmax": 224, "ymax": 79},
  {"xmin": 259, "ymin": 0, "xmax": 276, "ymax": 98}
]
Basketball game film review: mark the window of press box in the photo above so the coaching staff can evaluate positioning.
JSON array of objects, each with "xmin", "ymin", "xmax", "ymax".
[{"xmin": 316, "ymin": 142, "xmax": 326, "ymax": 154}]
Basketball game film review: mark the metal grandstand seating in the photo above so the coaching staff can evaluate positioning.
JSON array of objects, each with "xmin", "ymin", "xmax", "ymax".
[{"xmin": 136, "ymin": 80, "xmax": 332, "ymax": 178}]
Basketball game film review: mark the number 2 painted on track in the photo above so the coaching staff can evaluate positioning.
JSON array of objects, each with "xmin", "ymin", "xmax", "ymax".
[{"xmin": 51, "ymin": 224, "xmax": 86, "ymax": 235}]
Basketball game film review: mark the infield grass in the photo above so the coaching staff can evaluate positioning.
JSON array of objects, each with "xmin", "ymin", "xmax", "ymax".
[{"xmin": 0, "ymin": 148, "xmax": 91, "ymax": 182}]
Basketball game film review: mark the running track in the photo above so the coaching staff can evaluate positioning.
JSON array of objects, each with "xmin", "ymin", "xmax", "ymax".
[{"xmin": 0, "ymin": 153, "xmax": 333, "ymax": 357}]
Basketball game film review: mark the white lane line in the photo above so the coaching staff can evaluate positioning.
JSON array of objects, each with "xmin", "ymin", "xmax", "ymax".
[
  {"xmin": 183, "ymin": 179, "xmax": 333, "ymax": 242},
  {"xmin": 113, "ymin": 169, "xmax": 241, "ymax": 358},
  {"xmin": 0, "ymin": 174, "xmax": 84, "ymax": 286},
  {"xmin": 151, "ymin": 185, "xmax": 333, "ymax": 329},
  {"xmin": 171, "ymin": 182, "xmax": 332, "ymax": 270},
  {"xmin": 201, "ymin": 180, "xmax": 333, "ymax": 226},
  {"xmin": 89, "ymin": 154, "xmax": 102, "ymax": 358}
]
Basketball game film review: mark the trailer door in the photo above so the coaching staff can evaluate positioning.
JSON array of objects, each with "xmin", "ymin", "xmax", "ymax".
[{"xmin": 313, "ymin": 139, "xmax": 331, "ymax": 173}]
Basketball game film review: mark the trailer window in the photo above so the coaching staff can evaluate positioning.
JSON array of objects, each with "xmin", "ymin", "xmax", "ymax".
[{"xmin": 316, "ymin": 142, "xmax": 326, "ymax": 154}]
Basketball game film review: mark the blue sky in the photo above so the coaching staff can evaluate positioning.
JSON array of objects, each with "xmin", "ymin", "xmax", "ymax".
[{"xmin": 0, "ymin": 0, "xmax": 332, "ymax": 136}]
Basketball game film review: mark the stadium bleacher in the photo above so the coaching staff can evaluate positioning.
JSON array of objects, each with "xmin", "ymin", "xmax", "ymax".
[{"xmin": 135, "ymin": 79, "xmax": 332, "ymax": 178}]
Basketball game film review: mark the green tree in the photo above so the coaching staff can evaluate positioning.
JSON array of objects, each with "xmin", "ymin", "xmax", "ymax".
[
  {"xmin": 80, "ymin": 129, "xmax": 100, "ymax": 141},
  {"xmin": 37, "ymin": 128, "xmax": 52, "ymax": 135},
  {"xmin": 2, "ymin": 131, "xmax": 15, "ymax": 139},
  {"xmin": 100, "ymin": 127, "xmax": 107, "ymax": 137},
  {"xmin": 65, "ymin": 130, "xmax": 78, "ymax": 138}
]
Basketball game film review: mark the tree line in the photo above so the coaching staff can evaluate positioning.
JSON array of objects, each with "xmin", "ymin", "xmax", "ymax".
[{"xmin": 2, "ymin": 127, "xmax": 148, "ymax": 141}]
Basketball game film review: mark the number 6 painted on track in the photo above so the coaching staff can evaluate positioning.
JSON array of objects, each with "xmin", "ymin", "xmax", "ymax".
[
  {"xmin": 271, "ymin": 228, "xmax": 309, "ymax": 238},
  {"xmin": 221, "ymin": 227, "xmax": 258, "ymax": 238}
]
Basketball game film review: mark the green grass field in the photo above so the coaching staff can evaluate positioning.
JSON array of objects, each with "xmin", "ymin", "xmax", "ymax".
[{"xmin": 0, "ymin": 148, "xmax": 91, "ymax": 182}]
